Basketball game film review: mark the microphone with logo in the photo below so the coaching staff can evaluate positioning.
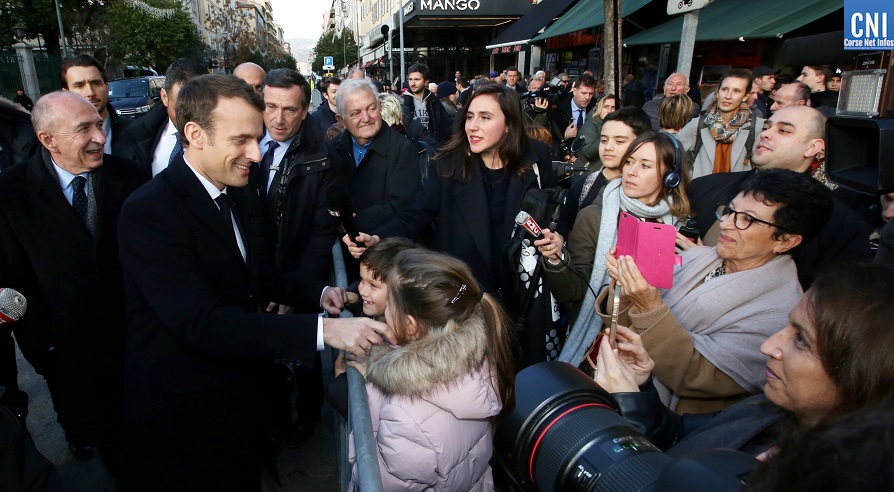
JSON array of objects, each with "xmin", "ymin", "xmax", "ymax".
[
  {"xmin": 0, "ymin": 288, "xmax": 27, "ymax": 325},
  {"xmin": 327, "ymin": 186, "xmax": 366, "ymax": 247}
]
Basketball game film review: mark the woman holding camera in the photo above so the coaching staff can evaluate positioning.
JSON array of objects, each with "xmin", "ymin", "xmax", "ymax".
[{"xmin": 594, "ymin": 262, "xmax": 894, "ymax": 458}]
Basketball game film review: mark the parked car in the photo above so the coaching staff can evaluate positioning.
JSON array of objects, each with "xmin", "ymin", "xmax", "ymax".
[{"xmin": 109, "ymin": 76, "xmax": 165, "ymax": 118}]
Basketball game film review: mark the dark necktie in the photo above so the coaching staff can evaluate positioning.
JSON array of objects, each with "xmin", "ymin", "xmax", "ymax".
[
  {"xmin": 214, "ymin": 193, "xmax": 242, "ymax": 260},
  {"xmin": 576, "ymin": 109, "xmax": 585, "ymax": 129},
  {"xmin": 259, "ymin": 141, "xmax": 280, "ymax": 197},
  {"xmin": 168, "ymin": 132, "xmax": 183, "ymax": 166},
  {"xmin": 71, "ymin": 176, "xmax": 89, "ymax": 228}
]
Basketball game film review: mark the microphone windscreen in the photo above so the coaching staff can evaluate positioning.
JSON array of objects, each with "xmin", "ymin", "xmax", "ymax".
[
  {"xmin": 0, "ymin": 288, "xmax": 27, "ymax": 324},
  {"xmin": 326, "ymin": 186, "xmax": 352, "ymax": 214}
]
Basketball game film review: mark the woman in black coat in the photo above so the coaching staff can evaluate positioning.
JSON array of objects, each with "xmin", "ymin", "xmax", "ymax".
[
  {"xmin": 344, "ymin": 83, "xmax": 555, "ymax": 304},
  {"xmin": 594, "ymin": 262, "xmax": 894, "ymax": 458}
]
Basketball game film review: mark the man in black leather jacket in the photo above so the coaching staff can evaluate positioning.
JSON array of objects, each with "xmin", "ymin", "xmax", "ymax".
[{"xmin": 249, "ymin": 69, "xmax": 348, "ymax": 448}]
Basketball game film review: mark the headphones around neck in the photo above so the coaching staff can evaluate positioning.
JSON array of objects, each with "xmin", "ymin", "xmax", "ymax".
[{"xmin": 661, "ymin": 132, "xmax": 683, "ymax": 190}]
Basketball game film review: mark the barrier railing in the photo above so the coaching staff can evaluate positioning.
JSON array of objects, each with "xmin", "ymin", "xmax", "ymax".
[{"xmin": 328, "ymin": 241, "xmax": 383, "ymax": 492}]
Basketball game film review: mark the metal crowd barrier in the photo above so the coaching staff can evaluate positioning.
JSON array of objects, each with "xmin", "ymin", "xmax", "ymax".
[{"xmin": 326, "ymin": 240, "xmax": 383, "ymax": 492}]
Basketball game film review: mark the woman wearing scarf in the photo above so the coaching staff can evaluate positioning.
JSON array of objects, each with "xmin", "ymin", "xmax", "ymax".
[
  {"xmin": 676, "ymin": 69, "xmax": 765, "ymax": 179},
  {"xmin": 535, "ymin": 132, "xmax": 690, "ymax": 365}
]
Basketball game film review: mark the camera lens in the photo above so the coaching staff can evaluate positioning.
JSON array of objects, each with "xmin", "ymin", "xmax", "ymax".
[{"xmin": 495, "ymin": 362, "xmax": 670, "ymax": 492}]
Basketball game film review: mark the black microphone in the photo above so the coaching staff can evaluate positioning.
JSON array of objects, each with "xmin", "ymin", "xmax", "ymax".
[
  {"xmin": 0, "ymin": 288, "xmax": 27, "ymax": 325},
  {"xmin": 326, "ymin": 186, "xmax": 365, "ymax": 247}
]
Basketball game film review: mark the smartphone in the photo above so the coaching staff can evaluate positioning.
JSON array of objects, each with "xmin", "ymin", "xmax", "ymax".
[{"xmin": 609, "ymin": 285, "xmax": 621, "ymax": 349}]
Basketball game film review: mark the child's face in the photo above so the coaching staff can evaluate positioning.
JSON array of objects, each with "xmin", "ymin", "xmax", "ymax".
[{"xmin": 358, "ymin": 264, "xmax": 388, "ymax": 317}]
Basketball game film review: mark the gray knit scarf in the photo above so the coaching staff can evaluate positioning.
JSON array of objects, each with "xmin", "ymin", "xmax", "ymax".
[{"xmin": 558, "ymin": 179, "xmax": 675, "ymax": 365}]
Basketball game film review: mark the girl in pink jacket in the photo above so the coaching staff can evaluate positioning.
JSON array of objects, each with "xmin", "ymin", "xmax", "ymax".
[{"xmin": 352, "ymin": 248, "xmax": 516, "ymax": 491}]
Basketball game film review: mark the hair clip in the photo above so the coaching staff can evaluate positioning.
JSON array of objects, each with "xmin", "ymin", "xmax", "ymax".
[{"xmin": 450, "ymin": 284, "xmax": 467, "ymax": 305}]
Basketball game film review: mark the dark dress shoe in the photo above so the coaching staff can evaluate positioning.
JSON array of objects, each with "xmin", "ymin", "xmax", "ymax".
[
  {"xmin": 68, "ymin": 442, "xmax": 94, "ymax": 460},
  {"xmin": 286, "ymin": 421, "xmax": 314, "ymax": 449}
]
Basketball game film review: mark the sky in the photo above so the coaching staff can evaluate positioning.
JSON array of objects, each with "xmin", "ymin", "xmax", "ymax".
[{"xmin": 270, "ymin": 0, "xmax": 332, "ymax": 41}]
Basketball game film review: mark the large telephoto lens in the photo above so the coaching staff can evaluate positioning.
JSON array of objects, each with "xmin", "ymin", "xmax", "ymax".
[{"xmin": 495, "ymin": 362, "xmax": 671, "ymax": 492}]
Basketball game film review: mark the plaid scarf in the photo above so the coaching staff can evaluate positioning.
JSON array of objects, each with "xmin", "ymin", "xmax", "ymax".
[{"xmin": 704, "ymin": 102, "xmax": 752, "ymax": 143}]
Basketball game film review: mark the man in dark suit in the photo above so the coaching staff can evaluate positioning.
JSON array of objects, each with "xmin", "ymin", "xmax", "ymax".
[
  {"xmin": 119, "ymin": 58, "xmax": 208, "ymax": 176},
  {"xmin": 60, "ymin": 54, "xmax": 131, "ymax": 159},
  {"xmin": 686, "ymin": 105, "xmax": 871, "ymax": 288},
  {"xmin": 547, "ymin": 73, "xmax": 597, "ymax": 161},
  {"xmin": 117, "ymin": 74, "xmax": 392, "ymax": 490},
  {"xmin": 249, "ymin": 68, "xmax": 346, "ymax": 448},
  {"xmin": 0, "ymin": 91, "xmax": 148, "ymax": 471}
]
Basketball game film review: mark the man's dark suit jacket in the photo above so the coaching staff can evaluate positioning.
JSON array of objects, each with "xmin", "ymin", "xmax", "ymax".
[
  {"xmin": 117, "ymin": 103, "xmax": 168, "ymax": 173},
  {"xmin": 107, "ymin": 102, "xmax": 133, "ymax": 159},
  {"xmin": 117, "ymin": 156, "xmax": 323, "ymax": 490},
  {"xmin": 331, "ymin": 123, "xmax": 422, "ymax": 232},
  {"xmin": 687, "ymin": 169, "xmax": 871, "ymax": 288},
  {"xmin": 547, "ymin": 93, "xmax": 595, "ymax": 156},
  {"xmin": 0, "ymin": 148, "xmax": 147, "ymax": 447},
  {"xmin": 248, "ymin": 120, "xmax": 346, "ymax": 290}
]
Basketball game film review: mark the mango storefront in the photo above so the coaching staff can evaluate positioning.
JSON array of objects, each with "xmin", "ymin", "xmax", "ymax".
[{"xmin": 396, "ymin": 0, "xmax": 534, "ymax": 81}]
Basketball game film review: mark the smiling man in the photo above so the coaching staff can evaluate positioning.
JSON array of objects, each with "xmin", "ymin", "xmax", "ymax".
[
  {"xmin": 332, "ymin": 78, "xmax": 420, "ymax": 235},
  {"xmin": 677, "ymin": 68, "xmax": 764, "ymax": 178},
  {"xmin": 116, "ymin": 74, "xmax": 394, "ymax": 490},
  {"xmin": 686, "ymin": 105, "xmax": 871, "ymax": 287},
  {"xmin": 60, "ymin": 54, "xmax": 131, "ymax": 158},
  {"xmin": 0, "ymin": 91, "xmax": 147, "ymax": 472}
]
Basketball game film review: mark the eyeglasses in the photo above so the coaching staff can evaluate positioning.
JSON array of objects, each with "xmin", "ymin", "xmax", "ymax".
[
  {"xmin": 560, "ymin": 79, "xmax": 570, "ymax": 84},
  {"xmin": 715, "ymin": 204, "xmax": 779, "ymax": 231}
]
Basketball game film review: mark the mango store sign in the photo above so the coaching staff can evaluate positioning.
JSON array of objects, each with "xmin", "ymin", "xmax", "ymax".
[
  {"xmin": 404, "ymin": 0, "xmax": 529, "ymax": 16},
  {"xmin": 845, "ymin": 0, "xmax": 893, "ymax": 50}
]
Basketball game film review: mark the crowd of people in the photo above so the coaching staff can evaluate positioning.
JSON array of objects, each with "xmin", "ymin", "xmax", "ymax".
[{"xmin": 0, "ymin": 53, "xmax": 892, "ymax": 492}]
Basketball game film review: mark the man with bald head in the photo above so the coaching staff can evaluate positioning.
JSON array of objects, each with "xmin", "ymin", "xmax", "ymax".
[
  {"xmin": 642, "ymin": 72, "xmax": 701, "ymax": 130},
  {"xmin": 770, "ymin": 81, "xmax": 810, "ymax": 113},
  {"xmin": 233, "ymin": 62, "xmax": 266, "ymax": 93},
  {"xmin": 0, "ymin": 91, "xmax": 147, "ymax": 471},
  {"xmin": 687, "ymin": 105, "xmax": 871, "ymax": 287}
]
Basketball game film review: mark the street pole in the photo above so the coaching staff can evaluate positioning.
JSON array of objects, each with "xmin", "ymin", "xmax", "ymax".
[
  {"xmin": 388, "ymin": 29, "xmax": 393, "ymax": 84},
  {"xmin": 399, "ymin": 0, "xmax": 406, "ymax": 85},
  {"xmin": 603, "ymin": 0, "xmax": 621, "ymax": 95},
  {"xmin": 54, "ymin": 0, "xmax": 69, "ymax": 57},
  {"xmin": 676, "ymin": 12, "xmax": 699, "ymax": 83}
]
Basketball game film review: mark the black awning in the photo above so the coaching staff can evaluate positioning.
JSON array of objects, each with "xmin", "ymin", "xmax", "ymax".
[{"xmin": 486, "ymin": 0, "xmax": 579, "ymax": 50}]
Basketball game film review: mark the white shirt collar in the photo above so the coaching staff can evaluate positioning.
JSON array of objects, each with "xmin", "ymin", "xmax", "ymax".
[{"xmin": 183, "ymin": 155, "xmax": 226, "ymax": 200}]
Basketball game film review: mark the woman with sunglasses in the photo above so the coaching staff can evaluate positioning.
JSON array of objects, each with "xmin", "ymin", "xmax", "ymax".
[{"xmin": 596, "ymin": 169, "xmax": 832, "ymax": 414}]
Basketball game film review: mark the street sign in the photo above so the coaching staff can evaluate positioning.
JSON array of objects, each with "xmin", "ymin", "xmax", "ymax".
[
  {"xmin": 323, "ymin": 56, "xmax": 334, "ymax": 70},
  {"xmin": 667, "ymin": 0, "xmax": 713, "ymax": 15}
]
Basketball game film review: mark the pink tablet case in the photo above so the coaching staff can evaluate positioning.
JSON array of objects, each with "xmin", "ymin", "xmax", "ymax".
[{"xmin": 616, "ymin": 211, "xmax": 682, "ymax": 289}]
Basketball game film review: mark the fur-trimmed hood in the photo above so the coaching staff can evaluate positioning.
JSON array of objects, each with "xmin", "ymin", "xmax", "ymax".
[{"xmin": 365, "ymin": 311, "xmax": 489, "ymax": 400}]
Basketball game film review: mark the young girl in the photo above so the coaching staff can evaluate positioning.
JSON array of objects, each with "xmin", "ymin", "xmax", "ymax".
[
  {"xmin": 356, "ymin": 237, "xmax": 417, "ymax": 318},
  {"xmin": 350, "ymin": 248, "xmax": 516, "ymax": 491}
]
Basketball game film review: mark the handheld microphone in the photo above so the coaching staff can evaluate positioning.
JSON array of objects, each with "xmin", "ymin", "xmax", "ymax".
[
  {"xmin": 0, "ymin": 288, "xmax": 27, "ymax": 325},
  {"xmin": 514, "ymin": 211, "xmax": 543, "ymax": 238},
  {"xmin": 326, "ymin": 186, "xmax": 365, "ymax": 247}
]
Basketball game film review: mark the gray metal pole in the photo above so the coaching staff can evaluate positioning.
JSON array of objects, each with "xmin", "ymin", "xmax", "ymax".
[
  {"xmin": 676, "ymin": 12, "xmax": 700, "ymax": 83},
  {"xmin": 389, "ymin": 31, "xmax": 394, "ymax": 84},
  {"xmin": 398, "ymin": 1, "xmax": 406, "ymax": 85},
  {"xmin": 54, "ymin": 0, "xmax": 69, "ymax": 57}
]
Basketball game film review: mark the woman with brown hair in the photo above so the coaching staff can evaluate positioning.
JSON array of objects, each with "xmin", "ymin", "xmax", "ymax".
[
  {"xmin": 658, "ymin": 94, "xmax": 695, "ymax": 135},
  {"xmin": 536, "ymin": 131, "xmax": 691, "ymax": 364},
  {"xmin": 344, "ymin": 83, "xmax": 555, "ymax": 301}
]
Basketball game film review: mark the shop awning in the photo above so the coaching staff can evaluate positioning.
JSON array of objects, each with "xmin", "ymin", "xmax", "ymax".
[
  {"xmin": 486, "ymin": 0, "xmax": 579, "ymax": 51},
  {"xmin": 530, "ymin": 0, "xmax": 651, "ymax": 43},
  {"xmin": 624, "ymin": 0, "xmax": 842, "ymax": 45}
]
